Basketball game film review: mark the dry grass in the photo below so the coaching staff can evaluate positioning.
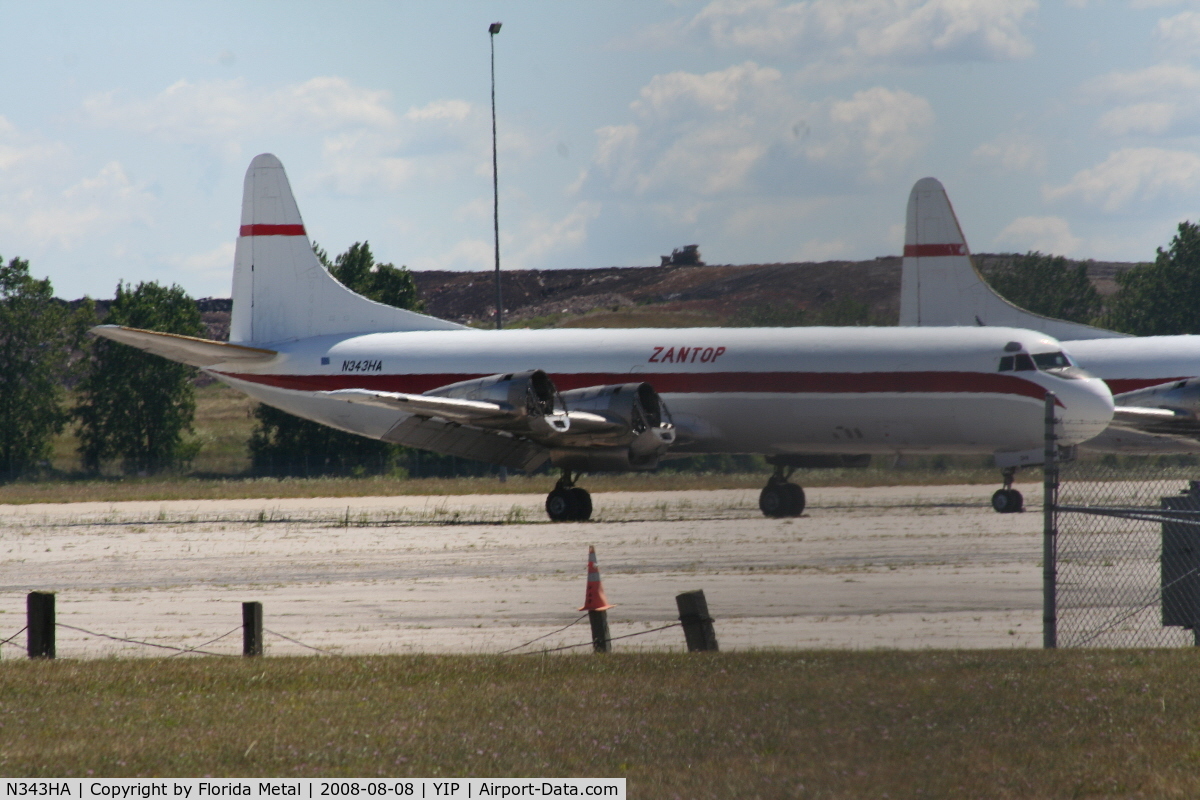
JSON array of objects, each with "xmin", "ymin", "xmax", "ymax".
[{"xmin": 2, "ymin": 650, "xmax": 1199, "ymax": 796}]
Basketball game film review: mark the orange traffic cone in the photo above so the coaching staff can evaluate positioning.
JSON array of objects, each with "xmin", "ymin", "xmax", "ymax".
[{"xmin": 579, "ymin": 545, "xmax": 614, "ymax": 611}]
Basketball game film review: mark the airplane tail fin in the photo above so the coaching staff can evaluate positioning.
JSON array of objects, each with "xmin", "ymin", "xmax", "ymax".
[
  {"xmin": 898, "ymin": 177, "xmax": 1123, "ymax": 341},
  {"xmin": 229, "ymin": 153, "xmax": 465, "ymax": 345}
]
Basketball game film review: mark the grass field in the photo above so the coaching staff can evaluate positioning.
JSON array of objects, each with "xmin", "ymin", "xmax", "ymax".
[{"xmin": 2, "ymin": 650, "xmax": 1199, "ymax": 796}]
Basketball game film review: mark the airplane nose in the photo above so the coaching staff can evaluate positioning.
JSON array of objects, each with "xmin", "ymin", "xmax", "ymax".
[{"xmin": 1054, "ymin": 375, "xmax": 1115, "ymax": 445}]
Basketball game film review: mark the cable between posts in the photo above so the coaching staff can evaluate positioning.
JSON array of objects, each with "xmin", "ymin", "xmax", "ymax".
[
  {"xmin": 0, "ymin": 626, "xmax": 27, "ymax": 648},
  {"xmin": 515, "ymin": 621, "xmax": 683, "ymax": 655},
  {"xmin": 263, "ymin": 627, "xmax": 332, "ymax": 654},
  {"xmin": 499, "ymin": 613, "xmax": 588, "ymax": 654},
  {"xmin": 56, "ymin": 623, "xmax": 235, "ymax": 657}
]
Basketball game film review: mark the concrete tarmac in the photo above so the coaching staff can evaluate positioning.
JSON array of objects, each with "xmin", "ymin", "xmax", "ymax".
[{"xmin": 0, "ymin": 484, "xmax": 1046, "ymax": 658}]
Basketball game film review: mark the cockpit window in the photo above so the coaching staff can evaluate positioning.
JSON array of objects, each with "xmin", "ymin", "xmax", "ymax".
[
  {"xmin": 1033, "ymin": 351, "xmax": 1073, "ymax": 370},
  {"xmin": 997, "ymin": 354, "xmax": 1035, "ymax": 371}
]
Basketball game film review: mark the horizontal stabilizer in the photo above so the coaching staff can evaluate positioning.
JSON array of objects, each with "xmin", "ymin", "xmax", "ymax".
[{"xmin": 91, "ymin": 325, "xmax": 278, "ymax": 368}]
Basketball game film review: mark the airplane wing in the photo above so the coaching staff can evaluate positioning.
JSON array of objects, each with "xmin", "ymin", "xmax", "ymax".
[
  {"xmin": 325, "ymin": 388, "xmax": 538, "ymax": 427},
  {"xmin": 1112, "ymin": 407, "xmax": 1182, "ymax": 421},
  {"xmin": 381, "ymin": 415, "xmax": 550, "ymax": 472},
  {"xmin": 91, "ymin": 325, "xmax": 278, "ymax": 368}
]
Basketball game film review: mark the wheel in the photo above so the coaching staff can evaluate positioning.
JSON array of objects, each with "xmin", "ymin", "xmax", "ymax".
[
  {"xmin": 991, "ymin": 488, "xmax": 1023, "ymax": 514},
  {"xmin": 782, "ymin": 483, "xmax": 806, "ymax": 516},
  {"xmin": 546, "ymin": 488, "xmax": 576, "ymax": 521},
  {"xmin": 568, "ymin": 487, "xmax": 593, "ymax": 521},
  {"xmin": 760, "ymin": 484, "xmax": 794, "ymax": 518}
]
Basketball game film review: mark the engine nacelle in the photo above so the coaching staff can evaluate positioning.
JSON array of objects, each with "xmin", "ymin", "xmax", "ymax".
[
  {"xmin": 550, "ymin": 382, "xmax": 675, "ymax": 471},
  {"xmin": 426, "ymin": 369, "xmax": 568, "ymax": 435}
]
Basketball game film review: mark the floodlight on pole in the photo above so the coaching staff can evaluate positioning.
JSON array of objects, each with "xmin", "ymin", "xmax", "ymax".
[{"xmin": 489, "ymin": 21, "xmax": 503, "ymax": 330}]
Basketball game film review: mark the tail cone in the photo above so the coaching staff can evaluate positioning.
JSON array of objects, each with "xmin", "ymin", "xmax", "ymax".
[{"xmin": 579, "ymin": 545, "xmax": 614, "ymax": 612}]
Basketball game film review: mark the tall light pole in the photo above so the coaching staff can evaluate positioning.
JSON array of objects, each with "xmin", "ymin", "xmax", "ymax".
[
  {"xmin": 489, "ymin": 22, "xmax": 506, "ymax": 483},
  {"xmin": 489, "ymin": 21, "xmax": 503, "ymax": 331}
]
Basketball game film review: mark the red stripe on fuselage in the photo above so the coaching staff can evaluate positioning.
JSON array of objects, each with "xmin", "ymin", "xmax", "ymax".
[
  {"xmin": 218, "ymin": 370, "xmax": 1051, "ymax": 401},
  {"xmin": 239, "ymin": 224, "xmax": 307, "ymax": 237},
  {"xmin": 903, "ymin": 243, "xmax": 966, "ymax": 257}
]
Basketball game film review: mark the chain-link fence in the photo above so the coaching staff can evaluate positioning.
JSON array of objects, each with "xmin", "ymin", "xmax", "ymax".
[{"xmin": 1054, "ymin": 448, "xmax": 1200, "ymax": 648}]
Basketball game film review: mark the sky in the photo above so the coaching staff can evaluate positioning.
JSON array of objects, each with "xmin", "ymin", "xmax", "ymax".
[{"xmin": 4, "ymin": 1, "xmax": 1200, "ymax": 301}]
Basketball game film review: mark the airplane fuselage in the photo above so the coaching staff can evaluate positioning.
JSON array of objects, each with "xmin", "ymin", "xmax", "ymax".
[{"xmin": 210, "ymin": 325, "xmax": 1113, "ymax": 458}]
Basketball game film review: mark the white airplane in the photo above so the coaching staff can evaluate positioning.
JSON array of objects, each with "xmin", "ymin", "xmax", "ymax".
[
  {"xmin": 93, "ymin": 154, "xmax": 1116, "ymax": 521},
  {"xmin": 901, "ymin": 177, "xmax": 1200, "ymax": 481}
]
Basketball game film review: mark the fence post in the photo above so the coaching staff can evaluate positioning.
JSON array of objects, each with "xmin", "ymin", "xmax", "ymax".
[
  {"xmin": 676, "ymin": 590, "xmax": 718, "ymax": 652},
  {"xmin": 588, "ymin": 609, "xmax": 611, "ymax": 653},
  {"xmin": 1043, "ymin": 391, "xmax": 1058, "ymax": 650},
  {"xmin": 27, "ymin": 592, "xmax": 55, "ymax": 660},
  {"xmin": 243, "ymin": 602, "xmax": 263, "ymax": 657}
]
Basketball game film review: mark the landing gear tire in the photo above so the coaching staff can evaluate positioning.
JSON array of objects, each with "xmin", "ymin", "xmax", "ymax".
[
  {"xmin": 760, "ymin": 482, "xmax": 805, "ymax": 518},
  {"xmin": 991, "ymin": 488, "xmax": 1024, "ymax": 514},
  {"xmin": 760, "ymin": 461, "xmax": 806, "ymax": 518},
  {"xmin": 568, "ymin": 487, "xmax": 593, "ymax": 521},
  {"xmin": 545, "ymin": 472, "xmax": 593, "ymax": 522}
]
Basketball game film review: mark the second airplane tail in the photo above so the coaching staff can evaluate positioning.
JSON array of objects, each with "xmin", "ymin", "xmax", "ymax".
[
  {"xmin": 229, "ymin": 153, "xmax": 465, "ymax": 346},
  {"xmin": 898, "ymin": 177, "xmax": 1123, "ymax": 342}
]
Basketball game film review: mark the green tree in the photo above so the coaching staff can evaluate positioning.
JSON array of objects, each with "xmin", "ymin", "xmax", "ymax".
[
  {"xmin": 249, "ymin": 242, "xmax": 422, "ymax": 477},
  {"xmin": 316, "ymin": 241, "xmax": 423, "ymax": 311},
  {"xmin": 1100, "ymin": 222, "xmax": 1200, "ymax": 335},
  {"xmin": 75, "ymin": 281, "xmax": 203, "ymax": 475},
  {"xmin": 0, "ymin": 255, "xmax": 86, "ymax": 479},
  {"xmin": 980, "ymin": 251, "xmax": 1102, "ymax": 325}
]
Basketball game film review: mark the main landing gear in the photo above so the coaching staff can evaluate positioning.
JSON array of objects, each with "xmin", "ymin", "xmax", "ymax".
[
  {"xmin": 546, "ymin": 470, "xmax": 593, "ymax": 522},
  {"xmin": 759, "ymin": 463, "xmax": 806, "ymax": 518},
  {"xmin": 991, "ymin": 466, "xmax": 1024, "ymax": 514}
]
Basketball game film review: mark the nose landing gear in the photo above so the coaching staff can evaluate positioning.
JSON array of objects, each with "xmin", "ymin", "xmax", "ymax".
[
  {"xmin": 546, "ymin": 470, "xmax": 593, "ymax": 522},
  {"xmin": 991, "ymin": 466, "xmax": 1024, "ymax": 514},
  {"xmin": 759, "ymin": 463, "xmax": 806, "ymax": 518}
]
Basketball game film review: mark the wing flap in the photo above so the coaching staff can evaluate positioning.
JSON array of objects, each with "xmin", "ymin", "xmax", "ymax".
[
  {"xmin": 382, "ymin": 415, "xmax": 549, "ymax": 472},
  {"xmin": 91, "ymin": 325, "xmax": 278, "ymax": 368},
  {"xmin": 326, "ymin": 388, "xmax": 509, "ymax": 425}
]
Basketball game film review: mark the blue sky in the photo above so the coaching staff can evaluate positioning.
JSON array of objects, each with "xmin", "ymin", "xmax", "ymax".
[{"xmin": 3, "ymin": 1, "xmax": 1200, "ymax": 300}]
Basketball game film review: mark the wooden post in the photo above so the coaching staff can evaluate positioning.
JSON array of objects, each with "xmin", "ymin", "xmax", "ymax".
[
  {"xmin": 588, "ymin": 609, "xmax": 611, "ymax": 653},
  {"xmin": 242, "ymin": 601, "xmax": 263, "ymax": 657},
  {"xmin": 676, "ymin": 590, "xmax": 718, "ymax": 652},
  {"xmin": 27, "ymin": 592, "xmax": 55, "ymax": 660}
]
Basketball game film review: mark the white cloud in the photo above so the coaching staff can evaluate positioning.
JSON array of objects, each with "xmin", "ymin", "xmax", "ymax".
[
  {"xmin": 1155, "ymin": 10, "xmax": 1200, "ymax": 59},
  {"xmin": 820, "ymin": 87, "xmax": 934, "ymax": 178},
  {"xmin": 1044, "ymin": 147, "xmax": 1200, "ymax": 211},
  {"xmin": 972, "ymin": 134, "xmax": 1047, "ymax": 174},
  {"xmin": 83, "ymin": 77, "xmax": 397, "ymax": 143},
  {"xmin": 995, "ymin": 216, "xmax": 1082, "ymax": 255},
  {"xmin": 1084, "ymin": 64, "xmax": 1200, "ymax": 137},
  {"xmin": 649, "ymin": 0, "xmax": 1036, "ymax": 71},
  {"xmin": 586, "ymin": 63, "xmax": 933, "ymax": 205},
  {"xmin": 512, "ymin": 202, "xmax": 602, "ymax": 267},
  {"xmin": 0, "ymin": 118, "xmax": 155, "ymax": 254},
  {"xmin": 82, "ymin": 78, "xmax": 499, "ymax": 197},
  {"xmin": 170, "ymin": 241, "xmax": 236, "ymax": 287}
]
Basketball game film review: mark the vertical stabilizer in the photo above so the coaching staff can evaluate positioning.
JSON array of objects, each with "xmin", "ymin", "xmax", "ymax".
[
  {"xmin": 899, "ymin": 177, "xmax": 1124, "ymax": 341},
  {"xmin": 229, "ymin": 153, "xmax": 465, "ymax": 345}
]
